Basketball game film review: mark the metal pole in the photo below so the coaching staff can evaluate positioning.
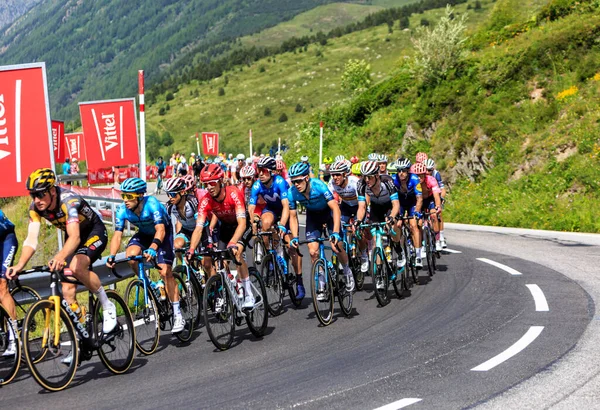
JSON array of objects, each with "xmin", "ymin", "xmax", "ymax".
[
  {"xmin": 278, "ymin": 137, "xmax": 281, "ymax": 155},
  {"xmin": 249, "ymin": 129, "xmax": 253, "ymax": 158},
  {"xmin": 319, "ymin": 121, "xmax": 324, "ymax": 171},
  {"xmin": 138, "ymin": 70, "xmax": 147, "ymax": 181},
  {"xmin": 196, "ymin": 132, "xmax": 201, "ymax": 156}
]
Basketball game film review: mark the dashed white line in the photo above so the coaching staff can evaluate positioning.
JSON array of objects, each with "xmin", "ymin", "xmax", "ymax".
[
  {"xmin": 476, "ymin": 258, "xmax": 523, "ymax": 276},
  {"xmin": 526, "ymin": 284, "xmax": 549, "ymax": 311},
  {"xmin": 373, "ymin": 398, "xmax": 423, "ymax": 410},
  {"xmin": 471, "ymin": 326, "xmax": 544, "ymax": 371},
  {"xmin": 443, "ymin": 248, "xmax": 462, "ymax": 254},
  {"xmin": 133, "ymin": 315, "xmax": 156, "ymax": 327}
]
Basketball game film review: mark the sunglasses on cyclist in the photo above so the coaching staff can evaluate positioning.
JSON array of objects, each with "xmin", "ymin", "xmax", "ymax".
[
  {"xmin": 30, "ymin": 190, "xmax": 48, "ymax": 199},
  {"xmin": 205, "ymin": 181, "xmax": 219, "ymax": 187},
  {"xmin": 166, "ymin": 191, "xmax": 181, "ymax": 198},
  {"xmin": 121, "ymin": 193, "xmax": 142, "ymax": 201},
  {"xmin": 331, "ymin": 173, "xmax": 344, "ymax": 178},
  {"xmin": 291, "ymin": 178, "xmax": 306, "ymax": 185},
  {"xmin": 242, "ymin": 177, "xmax": 254, "ymax": 182}
]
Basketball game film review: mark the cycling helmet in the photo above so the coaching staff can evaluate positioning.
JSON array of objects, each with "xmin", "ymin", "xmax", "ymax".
[
  {"xmin": 214, "ymin": 157, "xmax": 222, "ymax": 164},
  {"xmin": 411, "ymin": 162, "xmax": 427, "ymax": 175},
  {"xmin": 387, "ymin": 162, "xmax": 397, "ymax": 173},
  {"xmin": 334, "ymin": 155, "xmax": 346, "ymax": 162},
  {"xmin": 276, "ymin": 160, "xmax": 285, "ymax": 170},
  {"xmin": 240, "ymin": 165, "xmax": 256, "ymax": 178},
  {"xmin": 415, "ymin": 152, "xmax": 428, "ymax": 163},
  {"xmin": 200, "ymin": 163, "xmax": 224, "ymax": 182},
  {"xmin": 183, "ymin": 174, "xmax": 196, "ymax": 191},
  {"xmin": 360, "ymin": 161, "xmax": 379, "ymax": 176},
  {"xmin": 329, "ymin": 160, "xmax": 350, "ymax": 174},
  {"xmin": 396, "ymin": 158, "xmax": 412, "ymax": 170},
  {"xmin": 351, "ymin": 162, "xmax": 362, "ymax": 176},
  {"xmin": 120, "ymin": 177, "xmax": 147, "ymax": 194},
  {"xmin": 206, "ymin": 159, "xmax": 213, "ymax": 164},
  {"xmin": 323, "ymin": 156, "xmax": 333, "ymax": 165},
  {"xmin": 300, "ymin": 155, "xmax": 309, "ymax": 162},
  {"xmin": 236, "ymin": 153, "xmax": 246, "ymax": 160},
  {"xmin": 257, "ymin": 156, "xmax": 277, "ymax": 170},
  {"xmin": 424, "ymin": 158, "xmax": 435, "ymax": 170},
  {"xmin": 377, "ymin": 154, "xmax": 388, "ymax": 163},
  {"xmin": 288, "ymin": 162, "xmax": 311, "ymax": 178},
  {"xmin": 163, "ymin": 177, "xmax": 186, "ymax": 193},
  {"xmin": 26, "ymin": 168, "xmax": 56, "ymax": 192},
  {"xmin": 344, "ymin": 159, "xmax": 352, "ymax": 170},
  {"xmin": 350, "ymin": 156, "xmax": 359, "ymax": 164},
  {"xmin": 367, "ymin": 153, "xmax": 378, "ymax": 161}
]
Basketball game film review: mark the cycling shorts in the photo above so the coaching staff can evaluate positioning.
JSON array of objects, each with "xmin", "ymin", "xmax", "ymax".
[
  {"xmin": 65, "ymin": 224, "xmax": 108, "ymax": 267},
  {"xmin": 217, "ymin": 221, "xmax": 252, "ymax": 251},
  {"xmin": 305, "ymin": 210, "xmax": 334, "ymax": 242},
  {"xmin": 422, "ymin": 196, "xmax": 437, "ymax": 212},
  {"xmin": 1, "ymin": 231, "xmax": 18, "ymax": 279},
  {"xmin": 176, "ymin": 226, "xmax": 214, "ymax": 249},
  {"xmin": 340, "ymin": 202, "xmax": 358, "ymax": 224},
  {"xmin": 127, "ymin": 230, "xmax": 174, "ymax": 265},
  {"xmin": 399, "ymin": 196, "xmax": 418, "ymax": 217}
]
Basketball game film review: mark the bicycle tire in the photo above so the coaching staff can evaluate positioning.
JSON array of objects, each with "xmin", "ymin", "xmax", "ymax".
[
  {"xmin": 203, "ymin": 274, "xmax": 234, "ymax": 350},
  {"xmin": 285, "ymin": 263, "xmax": 302, "ymax": 307},
  {"xmin": 173, "ymin": 272, "xmax": 196, "ymax": 342},
  {"xmin": 125, "ymin": 279, "xmax": 160, "ymax": 355},
  {"xmin": 23, "ymin": 299, "xmax": 78, "ymax": 392},
  {"xmin": 310, "ymin": 259, "xmax": 334, "ymax": 326},
  {"xmin": 95, "ymin": 290, "xmax": 135, "ymax": 374},
  {"xmin": 391, "ymin": 243, "xmax": 405, "ymax": 298},
  {"xmin": 245, "ymin": 268, "xmax": 269, "ymax": 337},
  {"xmin": 349, "ymin": 237, "xmax": 365, "ymax": 291},
  {"xmin": 10, "ymin": 284, "xmax": 41, "ymax": 329},
  {"xmin": 260, "ymin": 254, "xmax": 284, "ymax": 316},
  {"xmin": 173, "ymin": 265, "xmax": 203, "ymax": 328},
  {"xmin": 0, "ymin": 304, "xmax": 20, "ymax": 385},
  {"xmin": 372, "ymin": 247, "xmax": 390, "ymax": 307},
  {"xmin": 424, "ymin": 228, "xmax": 435, "ymax": 277},
  {"xmin": 336, "ymin": 270, "xmax": 353, "ymax": 317}
]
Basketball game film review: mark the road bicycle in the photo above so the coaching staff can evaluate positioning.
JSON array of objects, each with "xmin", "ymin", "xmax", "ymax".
[
  {"xmin": 342, "ymin": 222, "xmax": 364, "ymax": 291},
  {"xmin": 21, "ymin": 266, "xmax": 135, "ymax": 392},
  {"xmin": 198, "ymin": 247, "xmax": 268, "ymax": 350},
  {"xmin": 173, "ymin": 247, "xmax": 204, "ymax": 328},
  {"xmin": 422, "ymin": 211, "xmax": 440, "ymax": 277},
  {"xmin": 298, "ymin": 228, "xmax": 353, "ymax": 326},
  {"xmin": 399, "ymin": 215, "xmax": 419, "ymax": 287},
  {"xmin": 6, "ymin": 278, "xmax": 41, "ymax": 334},
  {"xmin": 120, "ymin": 255, "xmax": 196, "ymax": 356},
  {"xmin": 0, "ymin": 303, "xmax": 20, "ymax": 386}
]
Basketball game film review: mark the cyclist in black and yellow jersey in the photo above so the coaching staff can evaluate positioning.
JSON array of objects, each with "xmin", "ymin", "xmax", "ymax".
[{"xmin": 7, "ymin": 168, "xmax": 117, "ymax": 336}]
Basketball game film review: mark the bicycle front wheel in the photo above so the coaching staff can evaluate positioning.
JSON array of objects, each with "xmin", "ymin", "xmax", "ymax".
[
  {"xmin": 173, "ymin": 272, "xmax": 196, "ymax": 343},
  {"xmin": 372, "ymin": 247, "xmax": 390, "ymax": 307},
  {"xmin": 245, "ymin": 268, "xmax": 268, "ymax": 337},
  {"xmin": 125, "ymin": 279, "xmax": 160, "ymax": 355},
  {"xmin": 424, "ymin": 228, "xmax": 435, "ymax": 277},
  {"xmin": 10, "ymin": 284, "xmax": 41, "ymax": 331},
  {"xmin": 310, "ymin": 259, "xmax": 334, "ymax": 326},
  {"xmin": 260, "ymin": 254, "xmax": 283, "ymax": 316},
  {"xmin": 23, "ymin": 299, "xmax": 78, "ymax": 392},
  {"xmin": 336, "ymin": 271, "xmax": 353, "ymax": 317},
  {"xmin": 0, "ymin": 304, "xmax": 20, "ymax": 385},
  {"xmin": 203, "ymin": 274, "xmax": 235, "ymax": 350},
  {"xmin": 174, "ymin": 265, "xmax": 203, "ymax": 328},
  {"xmin": 96, "ymin": 290, "xmax": 135, "ymax": 374}
]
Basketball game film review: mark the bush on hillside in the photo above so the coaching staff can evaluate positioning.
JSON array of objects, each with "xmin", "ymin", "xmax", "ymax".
[
  {"xmin": 264, "ymin": 107, "xmax": 271, "ymax": 116},
  {"xmin": 218, "ymin": 87, "xmax": 225, "ymax": 96},
  {"xmin": 279, "ymin": 113, "xmax": 288, "ymax": 123},
  {"xmin": 166, "ymin": 92, "xmax": 174, "ymax": 101},
  {"xmin": 341, "ymin": 59, "xmax": 372, "ymax": 96}
]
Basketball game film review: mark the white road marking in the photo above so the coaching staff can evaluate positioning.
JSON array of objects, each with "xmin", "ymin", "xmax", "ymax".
[
  {"xmin": 443, "ymin": 248, "xmax": 462, "ymax": 254},
  {"xmin": 373, "ymin": 398, "xmax": 423, "ymax": 410},
  {"xmin": 471, "ymin": 326, "xmax": 544, "ymax": 371},
  {"xmin": 133, "ymin": 315, "xmax": 156, "ymax": 327},
  {"xmin": 476, "ymin": 258, "xmax": 522, "ymax": 276},
  {"xmin": 526, "ymin": 284, "xmax": 549, "ymax": 312}
]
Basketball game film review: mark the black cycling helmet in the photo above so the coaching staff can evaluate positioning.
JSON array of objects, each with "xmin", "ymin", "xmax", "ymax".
[{"xmin": 257, "ymin": 156, "xmax": 277, "ymax": 171}]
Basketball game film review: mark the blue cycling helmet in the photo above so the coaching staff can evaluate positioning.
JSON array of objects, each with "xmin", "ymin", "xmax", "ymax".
[
  {"xmin": 120, "ymin": 177, "xmax": 147, "ymax": 194},
  {"xmin": 288, "ymin": 162, "xmax": 310, "ymax": 178}
]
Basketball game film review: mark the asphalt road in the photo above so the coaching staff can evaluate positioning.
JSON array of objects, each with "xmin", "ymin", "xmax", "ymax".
[{"xmin": 1, "ymin": 224, "xmax": 593, "ymax": 409}]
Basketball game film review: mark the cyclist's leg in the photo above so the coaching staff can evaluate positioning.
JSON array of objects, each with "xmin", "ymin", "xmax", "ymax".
[
  {"xmin": 284, "ymin": 231, "xmax": 301, "ymax": 275},
  {"xmin": 0, "ymin": 232, "xmax": 18, "ymax": 319},
  {"xmin": 260, "ymin": 209, "xmax": 276, "ymax": 246}
]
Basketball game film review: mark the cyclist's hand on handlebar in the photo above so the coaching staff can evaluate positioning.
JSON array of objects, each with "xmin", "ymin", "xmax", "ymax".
[
  {"xmin": 277, "ymin": 223, "xmax": 288, "ymax": 237},
  {"xmin": 185, "ymin": 250, "xmax": 194, "ymax": 263},
  {"xmin": 106, "ymin": 255, "xmax": 116, "ymax": 269},
  {"xmin": 414, "ymin": 212, "xmax": 423, "ymax": 220},
  {"xmin": 48, "ymin": 258, "xmax": 66, "ymax": 272},
  {"xmin": 227, "ymin": 242, "xmax": 239, "ymax": 257},
  {"xmin": 6, "ymin": 267, "xmax": 19, "ymax": 280},
  {"xmin": 143, "ymin": 248, "xmax": 157, "ymax": 262},
  {"xmin": 290, "ymin": 237, "xmax": 299, "ymax": 249},
  {"xmin": 329, "ymin": 232, "xmax": 341, "ymax": 246}
]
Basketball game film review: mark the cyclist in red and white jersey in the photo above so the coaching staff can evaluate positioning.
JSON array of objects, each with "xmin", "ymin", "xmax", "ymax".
[
  {"xmin": 412, "ymin": 163, "xmax": 443, "ymax": 252},
  {"xmin": 424, "ymin": 158, "xmax": 447, "ymax": 248}
]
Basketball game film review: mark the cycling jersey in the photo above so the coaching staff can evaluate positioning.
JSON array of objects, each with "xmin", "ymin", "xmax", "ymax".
[
  {"xmin": 239, "ymin": 183, "xmax": 265, "ymax": 216},
  {"xmin": 287, "ymin": 178, "xmax": 334, "ymax": 213},
  {"xmin": 249, "ymin": 175, "xmax": 289, "ymax": 216},
  {"xmin": 0, "ymin": 209, "xmax": 15, "ymax": 237},
  {"xmin": 197, "ymin": 185, "xmax": 246, "ymax": 226},
  {"xmin": 431, "ymin": 170, "xmax": 445, "ymax": 189},
  {"xmin": 420, "ymin": 175, "xmax": 441, "ymax": 199},
  {"xmin": 115, "ymin": 196, "xmax": 171, "ymax": 235},
  {"xmin": 328, "ymin": 175, "xmax": 359, "ymax": 221},
  {"xmin": 357, "ymin": 175, "xmax": 398, "ymax": 222},
  {"xmin": 393, "ymin": 173, "xmax": 422, "ymax": 200},
  {"xmin": 167, "ymin": 194, "xmax": 198, "ymax": 233}
]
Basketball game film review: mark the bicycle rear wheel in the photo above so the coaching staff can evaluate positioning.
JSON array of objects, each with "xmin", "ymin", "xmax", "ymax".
[
  {"xmin": 349, "ymin": 239, "xmax": 365, "ymax": 291},
  {"xmin": 310, "ymin": 260, "xmax": 334, "ymax": 326},
  {"xmin": 424, "ymin": 228, "xmax": 435, "ymax": 277},
  {"xmin": 245, "ymin": 268, "xmax": 268, "ymax": 337},
  {"xmin": 203, "ymin": 274, "xmax": 235, "ymax": 350},
  {"xmin": 23, "ymin": 299, "xmax": 78, "ymax": 392},
  {"xmin": 391, "ymin": 243, "xmax": 406, "ymax": 298},
  {"xmin": 336, "ymin": 271, "xmax": 353, "ymax": 317},
  {"xmin": 372, "ymin": 247, "xmax": 390, "ymax": 307},
  {"xmin": 125, "ymin": 279, "xmax": 160, "ymax": 355},
  {"xmin": 260, "ymin": 254, "xmax": 284, "ymax": 316},
  {"xmin": 172, "ymin": 273, "xmax": 196, "ymax": 342},
  {"xmin": 96, "ymin": 290, "xmax": 135, "ymax": 374},
  {"xmin": 0, "ymin": 304, "xmax": 20, "ymax": 385},
  {"xmin": 173, "ymin": 265, "xmax": 202, "ymax": 329}
]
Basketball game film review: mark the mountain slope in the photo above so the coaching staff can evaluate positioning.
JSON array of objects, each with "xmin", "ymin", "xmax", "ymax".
[{"xmin": 0, "ymin": 0, "xmax": 41, "ymax": 30}]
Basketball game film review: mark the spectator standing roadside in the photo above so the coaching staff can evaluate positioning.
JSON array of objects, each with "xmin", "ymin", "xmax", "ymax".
[
  {"xmin": 62, "ymin": 158, "xmax": 71, "ymax": 185},
  {"xmin": 169, "ymin": 154, "xmax": 177, "ymax": 175}
]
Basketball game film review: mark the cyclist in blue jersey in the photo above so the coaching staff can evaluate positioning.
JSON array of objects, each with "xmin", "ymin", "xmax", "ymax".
[
  {"xmin": 286, "ymin": 162, "xmax": 355, "ymax": 298},
  {"xmin": 0, "ymin": 209, "xmax": 18, "ymax": 356},
  {"xmin": 106, "ymin": 178, "xmax": 184, "ymax": 333},
  {"xmin": 425, "ymin": 158, "xmax": 447, "ymax": 248},
  {"xmin": 393, "ymin": 158, "xmax": 424, "ymax": 268}
]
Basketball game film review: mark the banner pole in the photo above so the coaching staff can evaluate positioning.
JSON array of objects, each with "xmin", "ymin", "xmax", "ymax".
[
  {"xmin": 249, "ymin": 129, "xmax": 253, "ymax": 159},
  {"xmin": 278, "ymin": 137, "xmax": 281, "ymax": 155},
  {"xmin": 196, "ymin": 132, "xmax": 200, "ymax": 156},
  {"xmin": 319, "ymin": 121, "xmax": 324, "ymax": 171},
  {"xmin": 138, "ymin": 70, "xmax": 146, "ymax": 181}
]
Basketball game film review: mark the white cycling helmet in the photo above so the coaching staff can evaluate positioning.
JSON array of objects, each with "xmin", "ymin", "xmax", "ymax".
[
  {"xmin": 334, "ymin": 155, "xmax": 346, "ymax": 162},
  {"xmin": 424, "ymin": 158, "xmax": 435, "ymax": 170},
  {"xmin": 360, "ymin": 161, "xmax": 379, "ymax": 176},
  {"xmin": 368, "ymin": 153, "xmax": 378, "ymax": 161},
  {"xmin": 240, "ymin": 165, "xmax": 256, "ymax": 178},
  {"xmin": 236, "ymin": 153, "xmax": 246, "ymax": 160}
]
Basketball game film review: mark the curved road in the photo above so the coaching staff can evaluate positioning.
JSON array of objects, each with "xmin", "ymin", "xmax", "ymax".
[{"xmin": 2, "ymin": 224, "xmax": 597, "ymax": 409}]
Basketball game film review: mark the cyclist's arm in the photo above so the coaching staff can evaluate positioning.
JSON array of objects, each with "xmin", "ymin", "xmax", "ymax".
[
  {"xmin": 289, "ymin": 209, "xmax": 299, "ymax": 238},
  {"xmin": 109, "ymin": 230, "xmax": 122, "ymax": 256},
  {"xmin": 247, "ymin": 203, "xmax": 256, "ymax": 219},
  {"xmin": 327, "ymin": 199, "xmax": 342, "ymax": 235},
  {"xmin": 189, "ymin": 217, "xmax": 205, "ymax": 252},
  {"xmin": 11, "ymin": 221, "xmax": 40, "ymax": 272},
  {"xmin": 149, "ymin": 223, "xmax": 166, "ymax": 254},
  {"xmin": 229, "ymin": 215, "xmax": 247, "ymax": 246},
  {"xmin": 279, "ymin": 198, "xmax": 290, "ymax": 227},
  {"xmin": 416, "ymin": 195, "xmax": 423, "ymax": 214},
  {"xmin": 433, "ymin": 191, "xmax": 442, "ymax": 211},
  {"xmin": 209, "ymin": 214, "xmax": 218, "ymax": 232},
  {"xmin": 390, "ymin": 197, "xmax": 400, "ymax": 220},
  {"xmin": 175, "ymin": 220, "xmax": 183, "ymax": 234},
  {"xmin": 54, "ymin": 220, "xmax": 82, "ymax": 262}
]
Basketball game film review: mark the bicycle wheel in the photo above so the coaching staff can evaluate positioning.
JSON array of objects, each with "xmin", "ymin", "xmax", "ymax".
[
  {"xmin": 125, "ymin": 279, "xmax": 160, "ymax": 355},
  {"xmin": 391, "ymin": 243, "xmax": 405, "ymax": 298},
  {"xmin": 173, "ymin": 272, "xmax": 196, "ymax": 342},
  {"xmin": 10, "ymin": 284, "xmax": 41, "ymax": 331},
  {"xmin": 245, "ymin": 268, "xmax": 268, "ymax": 337},
  {"xmin": 371, "ymin": 247, "xmax": 390, "ymax": 307},
  {"xmin": 0, "ymin": 304, "xmax": 20, "ymax": 385},
  {"xmin": 336, "ymin": 270, "xmax": 353, "ymax": 317},
  {"xmin": 173, "ymin": 265, "xmax": 202, "ymax": 329},
  {"xmin": 23, "ymin": 299, "xmax": 78, "ymax": 392},
  {"xmin": 424, "ymin": 228, "xmax": 435, "ymax": 277},
  {"xmin": 310, "ymin": 259, "xmax": 334, "ymax": 326},
  {"xmin": 203, "ymin": 274, "xmax": 235, "ymax": 350},
  {"xmin": 260, "ymin": 254, "xmax": 284, "ymax": 316},
  {"xmin": 95, "ymin": 290, "xmax": 135, "ymax": 374}
]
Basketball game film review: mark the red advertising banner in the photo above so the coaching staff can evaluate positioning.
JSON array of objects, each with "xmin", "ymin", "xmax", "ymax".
[
  {"xmin": 202, "ymin": 132, "xmax": 219, "ymax": 156},
  {"xmin": 79, "ymin": 98, "xmax": 139, "ymax": 170},
  {"xmin": 64, "ymin": 132, "xmax": 86, "ymax": 162},
  {"xmin": 0, "ymin": 63, "xmax": 53, "ymax": 198},
  {"xmin": 51, "ymin": 120, "xmax": 65, "ymax": 162}
]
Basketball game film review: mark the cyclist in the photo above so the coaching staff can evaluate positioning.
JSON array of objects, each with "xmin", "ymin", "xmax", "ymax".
[
  {"xmin": 393, "ymin": 158, "xmax": 424, "ymax": 269},
  {"xmin": 425, "ymin": 158, "xmax": 447, "ymax": 248},
  {"xmin": 327, "ymin": 160, "xmax": 369, "ymax": 276},
  {"xmin": 275, "ymin": 159, "xmax": 288, "ymax": 182},
  {"xmin": 186, "ymin": 164, "xmax": 255, "ymax": 308},
  {"xmin": 106, "ymin": 177, "xmax": 184, "ymax": 334},
  {"xmin": 321, "ymin": 156, "xmax": 333, "ymax": 183},
  {"xmin": 287, "ymin": 162, "xmax": 355, "ymax": 298},
  {"xmin": 412, "ymin": 163, "xmax": 443, "ymax": 252},
  {"xmin": 0, "ymin": 209, "xmax": 18, "ymax": 356},
  {"xmin": 415, "ymin": 152, "xmax": 428, "ymax": 164},
  {"xmin": 355, "ymin": 161, "xmax": 403, "ymax": 289},
  {"xmin": 239, "ymin": 165, "xmax": 265, "ymax": 219},
  {"xmin": 8, "ymin": 168, "xmax": 117, "ymax": 335},
  {"xmin": 350, "ymin": 156, "xmax": 359, "ymax": 164},
  {"xmin": 377, "ymin": 154, "xmax": 389, "ymax": 175}
]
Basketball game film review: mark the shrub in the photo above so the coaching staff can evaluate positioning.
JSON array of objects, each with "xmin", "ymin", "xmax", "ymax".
[
  {"xmin": 159, "ymin": 107, "xmax": 166, "ymax": 116},
  {"xmin": 279, "ymin": 113, "xmax": 288, "ymax": 122},
  {"xmin": 341, "ymin": 59, "xmax": 372, "ymax": 96},
  {"xmin": 166, "ymin": 92, "xmax": 174, "ymax": 101},
  {"xmin": 295, "ymin": 104, "xmax": 303, "ymax": 113},
  {"xmin": 264, "ymin": 107, "xmax": 271, "ymax": 116},
  {"xmin": 218, "ymin": 87, "xmax": 225, "ymax": 96}
]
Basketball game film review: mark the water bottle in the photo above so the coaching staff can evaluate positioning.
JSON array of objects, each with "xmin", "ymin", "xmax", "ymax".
[
  {"xmin": 276, "ymin": 255, "xmax": 288, "ymax": 276},
  {"xmin": 384, "ymin": 246, "xmax": 392, "ymax": 263},
  {"xmin": 156, "ymin": 280, "xmax": 167, "ymax": 301},
  {"xmin": 70, "ymin": 302, "xmax": 87, "ymax": 325},
  {"xmin": 228, "ymin": 272, "xmax": 244, "ymax": 300}
]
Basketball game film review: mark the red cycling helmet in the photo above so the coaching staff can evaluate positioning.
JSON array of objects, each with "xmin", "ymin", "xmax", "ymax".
[
  {"xmin": 415, "ymin": 152, "xmax": 428, "ymax": 163},
  {"xmin": 350, "ymin": 156, "xmax": 359, "ymax": 164},
  {"xmin": 276, "ymin": 160, "xmax": 285, "ymax": 171},
  {"xmin": 411, "ymin": 162, "xmax": 427, "ymax": 175},
  {"xmin": 200, "ymin": 163, "xmax": 224, "ymax": 182}
]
